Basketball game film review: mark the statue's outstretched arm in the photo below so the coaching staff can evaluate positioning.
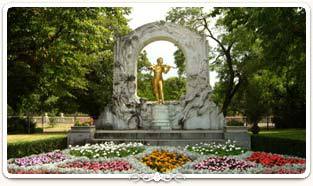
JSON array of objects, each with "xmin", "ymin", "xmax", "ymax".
[
  {"xmin": 147, "ymin": 65, "xmax": 155, "ymax": 70},
  {"xmin": 163, "ymin": 65, "xmax": 173, "ymax": 73}
]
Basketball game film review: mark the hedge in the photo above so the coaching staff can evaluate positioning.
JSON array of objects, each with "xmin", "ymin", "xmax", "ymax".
[
  {"xmin": 251, "ymin": 135, "xmax": 306, "ymax": 157},
  {"xmin": 7, "ymin": 136, "xmax": 68, "ymax": 159}
]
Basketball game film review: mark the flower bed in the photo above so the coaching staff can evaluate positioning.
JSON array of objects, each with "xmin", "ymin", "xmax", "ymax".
[
  {"xmin": 262, "ymin": 168, "xmax": 305, "ymax": 174},
  {"xmin": 8, "ymin": 168, "xmax": 61, "ymax": 174},
  {"xmin": 69, "ymin": 142, "xmax": 144, "ymax": 159},
  {"xmin": 141, "ymin": 150, "xmax": 191, "ymax": 173},
  {"xmin": 186, "ymin": 140, "xmax": 246, "ymax": 156},
  {"xmin": 12, "ymin": 151, "xmax": 67, "ymax": 167},
  {"xmin": 7, "ymin": 142, "xmax": 306, "ymax": 175},
  {"xmin": 246, "ymin": 152, "xmax": 305, "ymax": 167},
  {"xmin": 193, "ymin": 157, "xmax": 256, "ymax": 172},
  {"xmin": 58, "ymin": 160, "xmax": 132, "ymax": 172}
]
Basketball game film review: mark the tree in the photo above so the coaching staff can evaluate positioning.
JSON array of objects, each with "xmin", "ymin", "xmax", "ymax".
[
  {"xmin": 217, "ymin": 8, "xmax": 306, "ymax": 128},
  {"xmin": 166, "ymin": 8, "xmax": 261, "ymax": 116},
  {"xmin": 8, "ymin": 7, "xmax": 131, "ymax": 116},
  {"xmin": 173, "ymin": 48, "xmax": 186, "ymax": 77},
  {"xmin": 167, "ymin": 7, "xmax": 306, "ymax": 129},
  {"xmin": 163, "ymin": 77, "xmax": 186, "ymax": 100},
  {"xmin": 137, "ymin": 50, "xmax": 154, "ymax": 100}
]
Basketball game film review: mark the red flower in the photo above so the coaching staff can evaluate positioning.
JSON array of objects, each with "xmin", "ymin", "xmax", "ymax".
[{"xmin": 247, "ymin": 152, "xmax": 305, "ymax": 167}]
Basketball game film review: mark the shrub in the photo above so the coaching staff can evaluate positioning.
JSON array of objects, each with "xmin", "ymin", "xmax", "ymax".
[
  {"xmin": 74, "ymin": 117, "xmax": 94, "ymax": 127},
  {"xmin": 7, "ymin": 136, "xmax": 67, "ymax": 159},
  {"xmin": 7, "ymin": 117, "xmax": 38, "ymax": 134},
  {"xmin": 251, "ymin": 135, "xmax": 305, "ymax": 157}
]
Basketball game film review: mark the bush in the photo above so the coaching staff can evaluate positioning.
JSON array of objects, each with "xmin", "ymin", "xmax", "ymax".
[
  {"xmin": 7, "ymin": 136, "xmax": 67, "ymax": 159},
  {"xmin": 251, "ymin": 135, "xmax": 305, "ymax": 157},
  {"xmin": 7, "ymin": 117, "xmax": 38, "ymax": 134},
  {"xmin": 227, "ymin": 120, "xmax": 244, "ymax": 126}
]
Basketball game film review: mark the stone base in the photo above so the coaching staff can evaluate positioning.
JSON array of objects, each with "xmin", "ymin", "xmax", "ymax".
[
  {"xmin": 68, "ymin": 126, "xmax": 251, "ymax": 149},
  {"xmin": 224, "ymin": 126, "xmax": 251, "ymax": 149},
  {"xmin": 67, "ymin": 126, "xmax": 95, "ymax": 146},
  {"xmin": 92, "ymin": 129, "xmax": 225, "ymax": 147},
  {"xmin": 151, "ymin": 104, "xmax": 171, "ymax": 130}
]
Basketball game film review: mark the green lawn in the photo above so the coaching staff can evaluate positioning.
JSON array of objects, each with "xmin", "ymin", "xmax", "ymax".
[
  {"xmin": 8, "ymin": 133, "xmax": 67, "ymax": 144},
  {"xmin": 253, "ymin": 128, "xmax": 306, "ymax": 142}
]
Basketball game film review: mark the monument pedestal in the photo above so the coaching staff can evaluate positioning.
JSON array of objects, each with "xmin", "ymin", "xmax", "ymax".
[{"xmin": 151, "ymin": 104, "xmax": 171, "ymax": 130}]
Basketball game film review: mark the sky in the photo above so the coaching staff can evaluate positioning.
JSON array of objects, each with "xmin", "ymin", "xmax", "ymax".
[{"xmin": 127, "ymin": 5, "xmax": 219, "ymax": 88}]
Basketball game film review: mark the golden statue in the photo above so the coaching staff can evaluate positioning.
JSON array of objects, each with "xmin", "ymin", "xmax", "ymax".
[{"xmin": 147, "ymin": 57, "xmax": 173, "ymax": 104}]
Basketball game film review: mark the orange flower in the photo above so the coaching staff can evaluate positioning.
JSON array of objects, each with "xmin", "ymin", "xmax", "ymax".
[{"xmin": 141, "ymin": 150, "xmax": 191, "ymax": 173}]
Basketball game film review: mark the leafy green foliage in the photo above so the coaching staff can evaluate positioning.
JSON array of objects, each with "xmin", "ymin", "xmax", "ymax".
[
  {"xmin": 218, "ymin": 8, "xmax": 306, "ymax": 128},
  {"xmin": 7, "ymin": 117, "xmax": 38, "ymax": 134},
  {"xmin": 227, "ymin": 120, "xmax": 244, "ymax": 126},
  {"xmin": 167, "ymin": 8, "xmax": 262, "ymax": 116},
  {"xmin": 242, "ymin": 73, "xmax": 271, "ymax": 125},
  {"xmin": 137, "ymin": 50, "xmax": 154, "ymax": 100},
  {"xmin": 8, "ymin": 7, "xmax": 131, "ymax": 116},
  {"xmin": 163, "ymin": 77, "xmax": 186, "ymax": 100},
  {"xmin": 7, "ymin": 136, "xmax": 67, "ymax": 159},
  {"xmin": 173, "ymin": 49, "xmax": 186, "ymax": 77},
  {"xmin": 167, "ymin": 7, "xmax": 305, "ymax": 129}
]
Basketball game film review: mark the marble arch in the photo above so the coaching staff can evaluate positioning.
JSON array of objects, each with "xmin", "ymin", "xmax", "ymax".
[{"xmin": 97, "ymin": 21, "xmax": 225, "ymax": 130}]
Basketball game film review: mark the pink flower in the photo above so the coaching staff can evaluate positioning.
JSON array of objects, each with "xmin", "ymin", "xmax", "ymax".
[
  {"xmin": 58, "ymin": 160, "xmax": 132, "ymax": 172},
  {"xmin": 193, "ymin": 157, "xmax": 255, "ymax": 172}
]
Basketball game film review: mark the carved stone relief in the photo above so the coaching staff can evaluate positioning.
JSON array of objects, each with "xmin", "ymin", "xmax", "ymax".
[{"xmin": 95, "ymin": 21, "xmax": 225, "ymax": 130}]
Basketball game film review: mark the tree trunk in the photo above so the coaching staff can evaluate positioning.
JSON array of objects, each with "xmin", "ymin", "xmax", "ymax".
[{"xmin": 251, "ymin": 121, "xmax": 260, "ymax": 134}]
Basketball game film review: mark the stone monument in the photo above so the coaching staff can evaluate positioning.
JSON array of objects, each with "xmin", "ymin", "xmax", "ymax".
[
  {"xmin": 68, "ymin": 21, "xmax": 250, "ymax": 148},
  {"xmin": 96, "ymin": 21, "xmax": 225, "ymax": 130}
]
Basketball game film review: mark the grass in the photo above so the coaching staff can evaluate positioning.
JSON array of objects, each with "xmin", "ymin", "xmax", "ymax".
[
  {"xmin": 250, "ymin": 128, "xmax": 306, "ymax": 157},
  {"xmin": 252, "ymin": 128, "xmax": 305, "ymax": 141},
  {"xmin": 43, "ymin": 124, "xmax": 72, "ymax": 132},
  {"xmin": 7, "ymin": 133, "xmax": 67, "ymax": 144}
]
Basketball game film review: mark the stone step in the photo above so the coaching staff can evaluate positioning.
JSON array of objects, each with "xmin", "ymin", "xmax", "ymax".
[
  {"xmin": 89, "ymin": 138, "xmax": 225, "ymax": 146},
  {"xmin": 94, "ymin": 130, "xmax": 224, "ymax": 139},
  {"xmin": 95, "ymin": 130, "xmax": 223, "ymax": 133}
]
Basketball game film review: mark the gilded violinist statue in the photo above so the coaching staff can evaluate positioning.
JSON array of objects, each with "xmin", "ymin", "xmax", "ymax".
[{"xmin": 147, "ymin": 57, "xmax": 174, "ymax": 104}]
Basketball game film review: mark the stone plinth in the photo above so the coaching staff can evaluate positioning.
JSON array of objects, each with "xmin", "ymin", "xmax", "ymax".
[
  {"xmin": 92, "ymin": 130, "xmax": 226, "ymax": 147},
  {"xmin": 151, "ymin": 105, "xmax": 171, "ymax": 130},
  {"xmin": 224, "ymin": 126, "xmax": 251, "ymax": 149},
  {"xmin": 67, "ymin": 126, "xmax": 95, "ymax": 146}
]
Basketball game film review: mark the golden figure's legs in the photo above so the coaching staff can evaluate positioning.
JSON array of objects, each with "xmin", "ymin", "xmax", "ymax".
[
  {"xmin": 158, "ymin": 80, "xmax": 164, "ymax": 104},
  {"xmin": 152, "ymin": 78, "xmax": 160, "ymax": 103}
]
